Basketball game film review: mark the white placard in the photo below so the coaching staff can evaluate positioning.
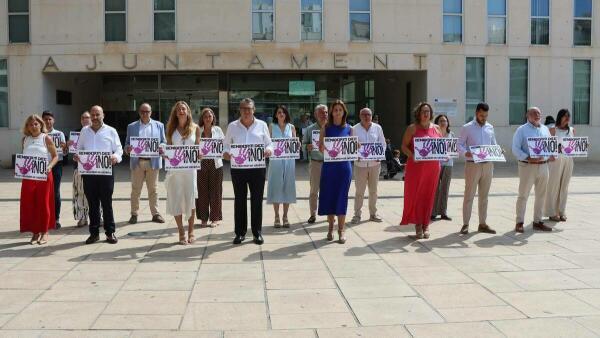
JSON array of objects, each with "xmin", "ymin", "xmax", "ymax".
[
  {"xmin": 469, "ymin": 145, "xmax": 506, "ymax": 163},
  {"xmin": 358, "ymin": 142, "xmax": 386, "ymax": 161},
  {"xmin": 199, "ymin": 138, "xmax": 224, "ymax": 159},
  {"xmin": 129, "ymin": 137, "xmax": 160, "ymax": 158},
  {"xmin": 68, "ymin": 131, "xmax": 80, "ymax": 154},
  {"xmin": 14, "ymin": 154, "xmax": 48, "ymax": 181},
  {"xmin": 229, "ymin": 143, "xmax": 266, "ymax": 169},
  {"xmin": 311, "ymin": 130, "xmax": 320, "ymax": 149},
  {"xmin": 271, "ymin": 138, "xmax": 301, "ymax": 160},
  {"xmin": 527, "ymin": 136, "xmax": 558, "ymax": 158},
  {"xmin": 78, "ymin": 151, "xmax": 113, "ymax": 175},
  {"xmin": 560, "ymin": 137, "xmax": 589, "ymax": 157},
  {"xmin": 323, "ymin": 136, "xmax": 359, "ymax": 162},
  {"xmin": 444, "ymin": 138, "xmax": 459, "ymax": 158},
  {"xmin": 413, "ymin": 137, "xmax": 451, "ymax": 161},
  {"xmin": 163, "ymin": 145, "xmax": 201, "ymax": 170}
]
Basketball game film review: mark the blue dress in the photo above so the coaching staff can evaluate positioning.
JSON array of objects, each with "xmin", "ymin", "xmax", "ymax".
[
  {"xmin": 267, "ymin": 123, "xmax": 297, "ymax": 204},
  {"xmin": 318, "ymin": 124, "xmax": 353, "ymax": 215}
]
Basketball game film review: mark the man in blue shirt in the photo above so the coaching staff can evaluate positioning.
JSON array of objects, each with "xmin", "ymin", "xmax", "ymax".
[{"xmin": 512, "ymin": 107, "xmax": 554, "ymax": 233}]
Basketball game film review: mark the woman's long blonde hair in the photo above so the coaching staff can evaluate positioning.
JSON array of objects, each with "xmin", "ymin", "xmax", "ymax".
[
  {"xmin": 166, "ymin": 101, "xmax": 196, "ymax": 144},
  {"xmin": 21, "ymin": 114, "xmax": 47, "ymax": 136}
]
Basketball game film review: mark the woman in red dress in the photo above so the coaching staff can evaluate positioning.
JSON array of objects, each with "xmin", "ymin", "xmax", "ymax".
[
  {"xmin": 400, "ymin": 103, "xmax": 442, "ymax": 239},
  {"xmin": 20, "ymin": 114, "xmax": 59, "ymax": 245}
]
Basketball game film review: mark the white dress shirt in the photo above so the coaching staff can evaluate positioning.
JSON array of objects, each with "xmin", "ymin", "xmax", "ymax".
[
  {"xmin": 223, "ymin": 118, "xmax": 273, "ymax": 154},
  {"xmin": 353, "ymin": 122, "xmax": 386, "ymax": 167},
  {"xmin": 77, "ymin": 124, "xmax": 123, "ymax": 163},
  {"xmin": 138, "ymin": 121, "xmax": 152, "ymax": 138},
  {"xmin": 458, "ymin": 120, "xmax": 497, "ymax": 158}
]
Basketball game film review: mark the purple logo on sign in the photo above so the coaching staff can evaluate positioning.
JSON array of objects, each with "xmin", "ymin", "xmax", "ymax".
[
  {"xmin": 81, "ymin": 155, "xmax": 98, "ymax": 171},
  {"xmin": 132, "ymin": 139, "xmax": 148, "ymax": 155},
  {"xmin": 563, "ymin": 140, "xmax": 576, "ymax": 155},
  {"xmin": 324, "ymin": 139, "xmax": 343, "ymax": 158},
  {"xmin": 473, "ymin": 148, "xmax": 489, "ymax": 160},
  {"xmin": 166, "ymin": 148, "xmax": 185, "ymax": 167},
  {"xmin": 414, "ymin": 142, "xmax": 433, "ymax": 157},
  {"xmin": 529, "ymin": 140, "xmax": 544, "ymax": 155},
  {"xmin": 16, "ymin": 158, "xmax": 33, "ymax": 175},
  {"xmin": 201, "ymin": 142, "xmax": 212, "ymax": 155},
  {"xmin": 232, "ymin": 148, "xmax": 249, "ymax": 165},
  {"xmin": 360, "ymin": 144, "xmax": 371, "ymax": 158},
  {"xmin": 274, "ymin": 142, "xmax": 285, "ymax": 157}
]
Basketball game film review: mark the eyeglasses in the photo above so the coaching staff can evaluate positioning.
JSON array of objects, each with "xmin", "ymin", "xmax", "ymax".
[{"xmin": 140, "ymin": 110, "xmax": 151, "ymax": 113}]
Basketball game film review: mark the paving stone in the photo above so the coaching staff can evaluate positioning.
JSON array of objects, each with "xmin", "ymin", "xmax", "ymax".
[
  {"xmin": 498, "ymin": 291, "xmax": 600, "ymax": 317},
  {"xmin": 3, "ymin": 302, "xmax": 106, "ymax": 329},
  {"xmin": 348, "ymin": 297, "xmax": 444, "ymax": 325},
  {"xmin": 406, "ymin": 322, "xmax": 504, "ymax": 338},
  {"xmin": 180, "ymin": 303, "xmax": 268, "ymax": 331},
  {"xmin": 492, "ymin": 318, "xmax": 598, "ymax": 338}
]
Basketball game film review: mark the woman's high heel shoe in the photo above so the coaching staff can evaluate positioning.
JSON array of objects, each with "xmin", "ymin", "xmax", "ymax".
[
  {"xmin": 30, "ymin": 233, "xmax": 39, "ymax": 245},
  {"xmin": 326, "ymin": 224, "xmax": 334, "ymax": 241},
  {"xmin": 338, "ymin": 230, "xmax": 346, "ymax": 244}
]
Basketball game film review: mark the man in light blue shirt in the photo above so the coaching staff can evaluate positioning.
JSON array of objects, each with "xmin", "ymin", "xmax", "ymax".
[
  {"xmin": 458, "ymin": 103, "xmax": 498, "ymax": 235},
  {"xmin": 512, "ymin": 107, "xmax": 554, "ymax": 233}
]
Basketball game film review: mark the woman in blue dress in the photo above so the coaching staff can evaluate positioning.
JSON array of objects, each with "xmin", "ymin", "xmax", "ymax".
[
  {"xmin": 267, "ymin": 105, "xmax": 297, "ymax": 228},
  {"xmin": 318, "ymin": 100, "xmax": 356, "ymax": 244}
]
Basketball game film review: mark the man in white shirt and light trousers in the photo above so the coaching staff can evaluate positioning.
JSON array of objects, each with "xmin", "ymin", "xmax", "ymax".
[
  {"xmin": 76, "ymin": 105, "xmax": 123, "ymax": 245},
  {"xmin": 352, "ymin": 108, "xmax": 385, "ymax": 223},
  {"xmin": 223, "ymin": 98, "xmax": 273, "ymax": 245}
]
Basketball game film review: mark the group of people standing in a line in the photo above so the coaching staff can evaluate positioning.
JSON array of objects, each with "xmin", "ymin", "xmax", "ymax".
[{"xmin": 18, "ymin": 98, "xmax": 577, "ymax": 246}]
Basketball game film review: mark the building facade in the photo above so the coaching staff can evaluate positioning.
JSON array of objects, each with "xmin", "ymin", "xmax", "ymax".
[{"xmin": 0, "ymin": 0, "xmax": 598, "ymax": 165}]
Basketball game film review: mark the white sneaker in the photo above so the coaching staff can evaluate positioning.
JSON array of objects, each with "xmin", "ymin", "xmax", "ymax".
[{"xmin": 369, "ymin": 215, "xmax": 383, "ymax": 222}]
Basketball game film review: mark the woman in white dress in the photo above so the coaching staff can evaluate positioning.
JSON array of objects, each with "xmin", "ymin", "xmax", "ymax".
[
  {"xmin": 164, "ymin": 101, "xmax": 201, "ymax": 244},
  {"xmin": 546, "ymin": 109, "xmax": 575, "ymax": 222}
]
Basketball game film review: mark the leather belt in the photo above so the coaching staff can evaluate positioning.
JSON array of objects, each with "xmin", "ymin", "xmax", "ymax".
[
  {"xmin": 139, "ymin": 158, "xmax": 151, "ymax": 161},
  {"xmin": 520, "ymin": 160, "xmax": 548, "ymax": 165}
]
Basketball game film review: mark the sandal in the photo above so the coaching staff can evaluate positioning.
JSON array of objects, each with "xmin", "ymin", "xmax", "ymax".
[
  {"xmin": 423, "ymin": 226, "xmax": 430, "ymax": 239},
  {"xmin": 274, "ymin": 217, "xmax": 281, "ymax": 228},
  {"xmin": 338, "ymin": 230, "xmax": 346, "ymax": 244},
  {"xmin": 38, "ymin": 234, "xmax": 48, "ymax": 245},
  {"xmin": 326, "ymin": 224, "xmax": 334, "ymax": 241},
  {"xmin": 210, "ymin": 222, "xmax": 219, "ymax": 228},
  {"xmin": 188, "ymin": 233, "xmax": 196, "ymax": 244},
  {"xmin": 178, "ymin": 233, "xmax": 187, "ymax": 245},
  {"xmin": 415, "ymin": 225, "xmax": 424, "ymax": 239},
  {"xmin": 30, "ymin": 233, "xmax": 39, "ymax": 245},
  {"xmin": 282, "ymin": 217, "xmax": 290, "ymax": 228}
]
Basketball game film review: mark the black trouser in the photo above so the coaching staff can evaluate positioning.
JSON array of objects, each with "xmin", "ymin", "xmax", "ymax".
[
  {"xmin": 82, "ymin": 174, "xmax": 115, "ymax": 236},
  {"xmin": 230, "ymin": 168, "xmax": 266, "ymax": 238},
  {"xmin": 51, "ymin": 162, "xmax": 63, "ymax": 221}
]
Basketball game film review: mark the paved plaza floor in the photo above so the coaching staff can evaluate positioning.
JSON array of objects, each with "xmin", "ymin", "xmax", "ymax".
[{"xmin": 1, "ymin": 161, "xmax": 600, "ymax": 337}]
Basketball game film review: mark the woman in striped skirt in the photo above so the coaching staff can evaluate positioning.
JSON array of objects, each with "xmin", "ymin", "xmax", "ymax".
[{"xmin": 431, "ymin": 114, "xmax": 454, "ymax": 221}]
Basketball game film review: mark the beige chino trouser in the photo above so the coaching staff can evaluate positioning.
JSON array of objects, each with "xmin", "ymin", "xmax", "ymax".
[
  {"xmin": 545, "ymin": 156, "xmax": 573, "ymax": 217},
  {"xmin": 308, "ymin": 160, "xmax": 323, "ymax": 216},
  {"xmin": 130, "ymin": 160, "xmax": 160, "ymax": 216},
  {"xmin": 353, "ymin": 164, "xmax": 380, "ymax": 218},
  {"xmin": 462, "ymin": 161, "xmax": 493, "ymax": 226},
  {"xmin": 515, "ymin": 162, "xmax": 549, "ymax": 224}
]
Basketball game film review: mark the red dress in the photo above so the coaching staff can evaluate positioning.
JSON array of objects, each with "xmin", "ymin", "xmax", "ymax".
[{"xmin": 400, "ymin": 125, "xmax": 441, "ymax": 227}]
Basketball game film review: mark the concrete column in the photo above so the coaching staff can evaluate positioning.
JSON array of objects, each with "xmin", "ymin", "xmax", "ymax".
[{"xmin": 218, "ymin": 90, "xmax": 229, "ymax": 132}]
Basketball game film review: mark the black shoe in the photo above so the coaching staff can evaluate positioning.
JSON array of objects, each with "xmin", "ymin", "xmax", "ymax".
[
  {"xmin": 106, "ymin": 233, "xmax": 118, "ymax": 244},
  {"xmin": 430, "ymin": 215, "xmax": 437, "ymax": 221},
  {"xmin": 85, "ymin": 234, "xmax": 100, "ymax": 245},
  {"xmin": 307, "ymin": 215, "xmax": 316, "ymax": 224},
  {"xmin": 128, "ymin": 215, "xmax": 138, "ymax": 224},
  {"xmin": 54, "ymin": 221, "xmax": 61, "ymax": 230},
  {"xmin": 233, "ymin": 235, "xmax": 245, "ymax": 245},
  {"xmin": 459, "ymin": 225, "xmax": 469, "ymax": 235},
  {"xmin": 441, "ymin": 215, "xmax": 452, "ymax": 221},
  {"xmin": 253, "ymin": 234, "xmax": 264, "ymax": 245}
]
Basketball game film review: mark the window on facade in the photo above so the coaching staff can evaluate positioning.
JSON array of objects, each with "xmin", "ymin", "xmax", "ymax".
[
  {"xmin": 252, "ymin": 0, "xmax": 274, "ymax": 40},
  {"xmin": 105, "ymin": 0, "xmax": 126, "ymax": 42},
  {"xmin": 349, "ymin": 0, "xmax": 370, "ymax": 41},
  {"xmin": 302, "ymin": 0, "xmax": 322, "ymax": 41},
  {"xmin": 8, "ymin": 0, "xmax": 29, "ymax": 43},
  {"xmin": 443, "ymin": 0, "xmax": 462, "ymax": 43},
  {"xmin": 154, "ymin": 0, "xmax": 175, "ymax": 41},
  {"xmin": 488, "ymin": 0, "xmax": 506, "ymax": 44},
  {"xmin": 466, "ymin": 57, "xmax": 485, "ymax": 122},
  {"xmin": 531, "ymin": 0, "xmax": 550, "ymax": 45},
  {"xmin": 573, "ymin": 60, "xmax": 591, "ymax": 124},
  {"xmin": 574, "ymin": 0, "xmax": 592, "ymax": 46},
  {"xmin": 509, "ymin": 59, "xmax": 529, "ymax": 125},
  {"xmin": 0, "ymin": 59, "xmax": 8, "ymax": 128}
]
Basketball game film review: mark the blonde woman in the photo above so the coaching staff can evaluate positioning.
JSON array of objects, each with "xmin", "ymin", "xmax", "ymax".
[
  {"xmin": 20, "ymin": 114, "xmax": 59, "ymax": 245},
  {"xmin": 196, "ymin": 108, "xmax": 224, "ymax": 227},
  {"xmin": 165, "ymin": 101, "xmax": 201, "ymax": 244}
]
